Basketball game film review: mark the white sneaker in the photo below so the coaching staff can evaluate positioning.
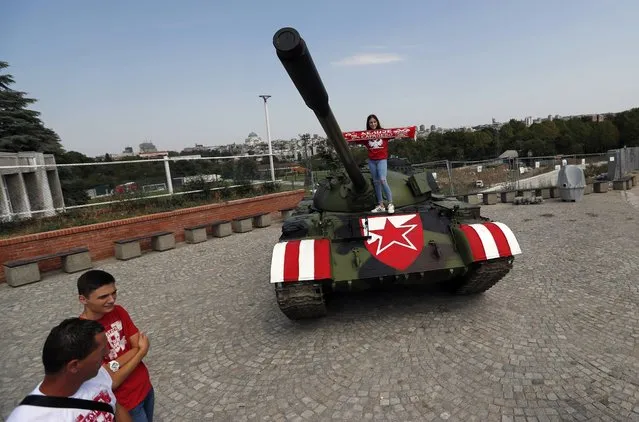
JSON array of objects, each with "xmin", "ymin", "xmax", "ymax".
[
  {"xmin": 371, "ymin": 205, "xmax": 385, "ymax": 213},
  {"xmin": 387, "ymin": 203, "xmax": 395, "ymax": 214}
]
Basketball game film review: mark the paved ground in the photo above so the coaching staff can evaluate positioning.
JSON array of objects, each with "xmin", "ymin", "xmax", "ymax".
[{"xmin": 1, "ymin": 191, "xmax": 638, "ymax": 421}]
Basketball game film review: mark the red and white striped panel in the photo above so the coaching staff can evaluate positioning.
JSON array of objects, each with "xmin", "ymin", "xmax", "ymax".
[
  {"xmin": 459, "ymin": 222, "xmax": 522, "ymax": 262},
  {"xmin": 270, "ymin": 239, "xmax": 332, "ymax": 283}
]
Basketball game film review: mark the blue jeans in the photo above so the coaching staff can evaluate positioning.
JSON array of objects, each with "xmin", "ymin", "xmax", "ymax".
[
  {"xmin": 129, "ymin": 387, "xmax": 155, "ymax": 422},
  {"xmin": 368, "ymin": 159, "xmax": 392, "ymax": 203}
]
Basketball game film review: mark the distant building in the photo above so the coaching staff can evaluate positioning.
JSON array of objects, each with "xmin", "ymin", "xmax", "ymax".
[
  {"xmin": 110, "ymin": 146, "xmax": 136, "ymax": 160},
  {"xmin": 0, "ymin": 151, "xmax": 65, "ymax": 222},
  {"xmin": 493, "ymin": 149, "xmax": 520, "ymax": 169},
  {"xmin": 139, "ymin": 142, "xmax": 158, "ymax": 153},
  {"xmin": 181, "ymin": 144, "xmax": 211, "ymax": 154},
  {"xmin": 245, "ymin": 132, "xmax": 262, "ymax": 146},
  {"xmin": 139, "ymin": 151, "xmax": 169, "ymax": 159}
]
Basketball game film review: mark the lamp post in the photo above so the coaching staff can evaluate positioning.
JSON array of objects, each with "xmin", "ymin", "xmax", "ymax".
[{"xmin": 259, "ymin": 95, "xmax": 275, "ymax": 182}]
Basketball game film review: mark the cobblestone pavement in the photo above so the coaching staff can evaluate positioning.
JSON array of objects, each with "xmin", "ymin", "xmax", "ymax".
[{"xmin": 1, "ymin": 191, "xmax": 638, "ymax": 422}]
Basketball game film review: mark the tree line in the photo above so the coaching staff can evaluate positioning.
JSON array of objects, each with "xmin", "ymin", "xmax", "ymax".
[
  {"xmin": 307, "ymin": 109, "xmax": 639, "ymax": 171},
  {"xmin": 385, "ymin": 110, "xmax": 639, "ymax": 165}
]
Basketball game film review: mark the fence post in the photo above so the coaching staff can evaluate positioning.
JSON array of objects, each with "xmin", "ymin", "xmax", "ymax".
[
  {"xmin": 445, "ymin": 160, "xmax": 454, "ymax": 196},
  {"xmin": 164, "ymin": 156, "xmax": 174, "ymax": 194}
]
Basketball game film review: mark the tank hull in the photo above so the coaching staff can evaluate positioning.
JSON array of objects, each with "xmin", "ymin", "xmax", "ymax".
[{"xmin": 270, "ymin": 209, "xmax": 522, "ymax": 319}]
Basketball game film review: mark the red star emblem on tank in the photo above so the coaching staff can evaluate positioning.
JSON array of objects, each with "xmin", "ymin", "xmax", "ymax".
[{"xmin": 359, "ymin": 214, "xmax": 424, "ymax": 270}]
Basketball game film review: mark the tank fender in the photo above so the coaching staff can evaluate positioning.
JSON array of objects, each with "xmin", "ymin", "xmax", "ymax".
[
  {"xmin": 270, "ymin": 238, "xmax": 333, "ymax": 283},
  {"xmin": 451, "ymin": 222, "xmax": 522, "ymax": 265}
]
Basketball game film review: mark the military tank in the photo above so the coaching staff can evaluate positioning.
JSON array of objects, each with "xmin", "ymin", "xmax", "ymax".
[{"xmin": 269, "ymin": 27, "xmax": 523, "ymax": 320}]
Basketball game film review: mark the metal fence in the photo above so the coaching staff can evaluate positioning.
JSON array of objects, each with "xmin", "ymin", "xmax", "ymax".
[
  {"xmin": 441, "ymin": 153, "xmax": 609, "ymax": 196},
  {"xmin": 309, "ymin": 152, "xmax": 609, "ymax": 197},
  {"xmin": 608, "ymin": 146, "xmax": 639, "ymax": 181},
  {"xmin": 0, "ymin": 149, "xmax": 617, "ymax": 223},
  {"xmin": 0, "ymin": 153, "xmax": 303, "ymax": 222}
]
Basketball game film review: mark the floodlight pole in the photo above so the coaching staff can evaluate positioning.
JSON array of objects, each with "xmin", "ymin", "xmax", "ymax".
[{"xmin": 259, "ymin": 95, "xmax": 275, "ymax": 182}]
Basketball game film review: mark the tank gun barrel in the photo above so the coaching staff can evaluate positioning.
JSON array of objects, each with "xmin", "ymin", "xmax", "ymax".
[{"xmin": 273, "ymin": 27, "xmax": 368, "ymax": 193}]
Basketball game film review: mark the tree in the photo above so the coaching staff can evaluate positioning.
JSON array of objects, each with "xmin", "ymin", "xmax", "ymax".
[
  {"xmin": 0, "ymin": 61, "xmax": 64, "ymax": 154},
  {"xmin": 612, "ymin": 108, "xmax": 639, "ymax": 147},
  {"xmin": 585, "ymin": 120, "xmax": 619, "ymax": 153}
]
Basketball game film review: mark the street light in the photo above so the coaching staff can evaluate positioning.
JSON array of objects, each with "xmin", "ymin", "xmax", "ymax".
[{"xmin": 259, "ymin": 95, "xmax": 275, "ymax": 182}]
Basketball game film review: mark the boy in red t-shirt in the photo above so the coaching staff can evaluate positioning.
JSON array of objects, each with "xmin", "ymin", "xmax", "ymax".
[{"xmin": 77, "ymin": 269, "xmax": 154, "ymax": 422}]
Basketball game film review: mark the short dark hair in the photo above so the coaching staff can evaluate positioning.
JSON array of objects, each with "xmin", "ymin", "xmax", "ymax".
[
  {"xmin": 42, "ymin": 318, "xmax": 105, "ymax": 375},
  {"xmin": 77, "ymin": 269, "xmax": 116, "ymax": 297}
]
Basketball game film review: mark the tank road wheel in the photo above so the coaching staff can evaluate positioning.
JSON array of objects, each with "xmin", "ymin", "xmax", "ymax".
[
  {"xmin": 275, "ymin": 282, "xmax": 327, "ymax": 320},
  {"xmin": 453, "ymin": 256, "xmax": 514, "ymax": 295}
]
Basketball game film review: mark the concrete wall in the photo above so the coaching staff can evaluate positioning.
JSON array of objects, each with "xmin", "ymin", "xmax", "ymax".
[
  {"xmin": 480, "ymin": 163, "xmax": 591, "ymax": 192},
  {"xmin": 0, "ymin": 189, "xmax": 305, "ymax": 283},
  {"xmin": 0, "ymin": 151, "xmax": 64, "ymax": 221},
  {"xmin": 3, "ymin": 173, "xmax": 30, "ymax": 218}
]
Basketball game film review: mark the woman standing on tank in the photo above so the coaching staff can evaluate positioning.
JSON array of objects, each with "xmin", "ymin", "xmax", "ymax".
[{"xmin": 363, "ymin": 114, "xmax": 394, "ymax": 214}]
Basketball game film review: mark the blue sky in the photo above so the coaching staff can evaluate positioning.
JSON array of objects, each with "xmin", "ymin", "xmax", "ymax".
[{"xmin": 2, "ymin": 0, "xmax": 638, "ymax": 157}]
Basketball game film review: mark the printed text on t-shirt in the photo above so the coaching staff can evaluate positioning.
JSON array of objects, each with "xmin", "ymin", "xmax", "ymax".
[{"xmin": 105, "ymin": 320, "xmax": 126, "ymax": 360}]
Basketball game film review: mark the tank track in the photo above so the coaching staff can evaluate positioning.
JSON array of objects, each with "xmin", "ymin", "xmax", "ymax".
[
  {"xmin": 453, "ymin": 257, "xmax": 514, "ymax": 295},
  {"xmin": 275, "ymin": 282, "xmax": 327, "ymax": 320}
]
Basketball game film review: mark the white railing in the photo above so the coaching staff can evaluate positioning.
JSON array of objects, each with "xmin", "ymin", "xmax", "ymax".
[{"xmin": 0, "ymin": 154, "xmax": 289, "ymax": 222}]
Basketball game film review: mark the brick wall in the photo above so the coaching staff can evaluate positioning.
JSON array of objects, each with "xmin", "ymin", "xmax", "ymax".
[{"xmin": 0, "ymin": 190, "xmax": 305, "ymax": 284}]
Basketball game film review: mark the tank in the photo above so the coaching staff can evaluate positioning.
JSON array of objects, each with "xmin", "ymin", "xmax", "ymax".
[{"xmin": 269, "ymin": 27, "xmax": 523, "ymax": 320}]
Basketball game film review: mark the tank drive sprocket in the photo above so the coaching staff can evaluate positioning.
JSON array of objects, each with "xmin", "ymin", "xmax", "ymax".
[{"xmin": 275, "ymin": 283, "xmax": 327, "ymax": 320}]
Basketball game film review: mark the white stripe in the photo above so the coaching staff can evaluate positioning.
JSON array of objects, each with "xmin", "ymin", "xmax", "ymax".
[
  {"xmin": 492, "ymin": 222, "xmax": 522, "ymax": 255},
  {"xmin": 469, "ymin": 224, "xmax": 500, "ymax": 260},
  {"xmin": 297, "ymin": 239, "xmax": 316, "ymax": 281},
  {"xmin": 270, "ymin": 242, "xmax": 287, "ymax": 283}
]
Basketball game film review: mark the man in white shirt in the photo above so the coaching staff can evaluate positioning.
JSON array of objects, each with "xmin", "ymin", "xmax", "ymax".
[{"xmin": 6, "ymin": 317, "xmax": 132, "ymax": 421}]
